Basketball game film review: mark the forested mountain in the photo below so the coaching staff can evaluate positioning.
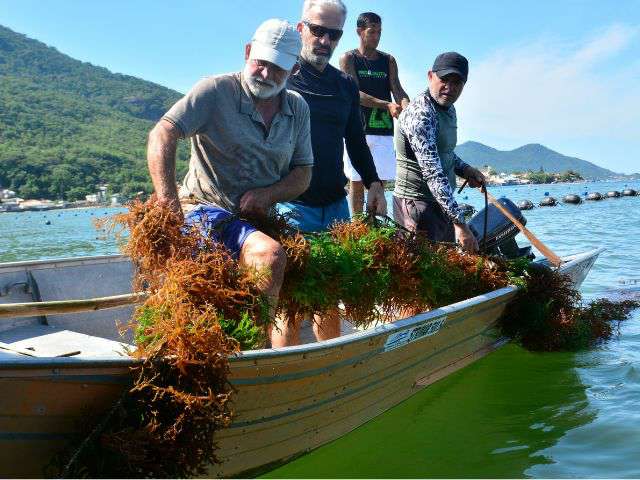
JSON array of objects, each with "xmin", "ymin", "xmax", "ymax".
[
  {"xmin": 455, "ymin": 141, "xmax": 618, "ymax": 179},
  {"xmin": 0, "ymin": 25, "xmax": 189, "ymax": 200}
]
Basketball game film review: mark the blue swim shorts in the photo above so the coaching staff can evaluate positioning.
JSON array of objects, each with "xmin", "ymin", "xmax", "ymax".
[{"xmin": 183, "ymin": 205, "xmax": 257, "ymax": 259}]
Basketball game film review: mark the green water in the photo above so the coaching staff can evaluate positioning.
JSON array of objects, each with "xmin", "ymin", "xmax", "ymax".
[
  {"xmin": 1, "ymin": 180, "xmax": 640, "ymax": 477},
  {"xmin": 265, "ymin": 346, "xmax": 592, "ymax": 478}
]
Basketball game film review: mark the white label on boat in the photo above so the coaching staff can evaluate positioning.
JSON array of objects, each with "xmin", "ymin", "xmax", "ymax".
[{"xmin": 383, "ymin": 316, "xmax": 446, "ymax": 352}]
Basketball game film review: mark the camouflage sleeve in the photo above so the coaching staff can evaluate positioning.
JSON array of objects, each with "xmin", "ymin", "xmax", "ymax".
[{"xmin": 453, "ymin": 153, "xmax": 470, "ymax": 177}]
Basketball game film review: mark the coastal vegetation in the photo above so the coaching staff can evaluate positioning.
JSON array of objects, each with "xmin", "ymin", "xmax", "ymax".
[{"xmin": 524, "ymin": 169, "xmax": 583, "ymax": 184}]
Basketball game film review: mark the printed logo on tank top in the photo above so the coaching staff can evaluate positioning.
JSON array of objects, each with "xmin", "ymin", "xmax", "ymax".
[
  {"xmin": 368, "ymin": 107, "xmax": 393, "ymax": 129},
  {"xmin": 357, "ymin": 69, "xmax": 388, "ymax": 79}
]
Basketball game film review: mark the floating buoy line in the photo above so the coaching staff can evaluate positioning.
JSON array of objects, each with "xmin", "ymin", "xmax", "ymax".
[{"xmin": 482, "ymin": 189, "xmax": 640, "ymax": 210}]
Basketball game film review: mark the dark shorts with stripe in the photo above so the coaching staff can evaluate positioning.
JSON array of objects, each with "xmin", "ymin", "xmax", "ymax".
[
  {"xmin": 392, "ymin": 196, "xmax": 455, "ymax": 243},
  {"xmin": 184, "ymin": 205, "xmax": 257, "ymax": 259}
]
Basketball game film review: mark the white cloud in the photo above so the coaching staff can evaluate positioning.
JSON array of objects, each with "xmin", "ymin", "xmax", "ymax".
[{"xmin": 454, "ymin": 24, "xmax": 640, "ymax": 160}]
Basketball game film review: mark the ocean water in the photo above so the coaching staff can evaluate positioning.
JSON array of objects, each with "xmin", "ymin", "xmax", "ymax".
[{"xmin": 1, "ymin": 180, "xmax": 639, "ymax": 478}]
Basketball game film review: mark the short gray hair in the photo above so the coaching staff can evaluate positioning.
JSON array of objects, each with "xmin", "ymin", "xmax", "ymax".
[{"xmin": 301, "ymin": 0, "xmax": 347, "ymax": 21}]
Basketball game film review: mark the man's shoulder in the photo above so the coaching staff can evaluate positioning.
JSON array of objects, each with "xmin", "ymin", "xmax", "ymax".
[
  {"xmin": 331, "ymin": 64, "xmax": 358, "ymax": 92},
  {"xmin": 399, "ymin": 91, "xmax": 434, "ymax": 127},
  {"xmin": 340, "ymin": 49, "xmax": 358, "ymax": 61},
  {"xmin": 284, "ymin": 88, "xmax": 310, "ymax": 114},
  {"xmin": 189, "ymin": 72, "xmax": 240, "ymax": 95}
]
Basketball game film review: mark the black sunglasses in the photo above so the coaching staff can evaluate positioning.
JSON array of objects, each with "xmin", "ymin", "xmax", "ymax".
[{"xmin": 303, "ymin": 21, "xmax": 343, "ymax": 41}]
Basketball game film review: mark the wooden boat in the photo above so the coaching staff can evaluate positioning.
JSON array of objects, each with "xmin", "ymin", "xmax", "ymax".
[{"xmin": 0, "ymin": 248, "xmax": 603, "ymax": 477}]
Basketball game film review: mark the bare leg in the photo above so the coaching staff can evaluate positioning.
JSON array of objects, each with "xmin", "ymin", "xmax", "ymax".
[
  {"xmin": 312, "ymin": 313, "xmax": 341, "ymax": 342},
  {"xmin": 348, "ymin": 180, "xmax": 365, "ymax": 215},
  {"xmin": 238, "ymin": 231, "xmax": 294, "ymax": 347}
]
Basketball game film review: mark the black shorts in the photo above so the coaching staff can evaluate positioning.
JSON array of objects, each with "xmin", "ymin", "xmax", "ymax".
[{"xmin": 392, "ymin": 196, "xmax": 455, "ymax": 243}]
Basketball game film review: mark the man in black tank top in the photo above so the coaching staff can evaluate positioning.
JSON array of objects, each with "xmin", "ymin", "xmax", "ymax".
[{"xmin": 340, "ymin": 12, "xmax": 410, "ymax": 214}]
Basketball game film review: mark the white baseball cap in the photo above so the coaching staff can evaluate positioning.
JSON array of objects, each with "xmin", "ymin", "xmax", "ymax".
[{"xmin": 250, "ymin": 19, "xmax": 302, "ymax": 71}]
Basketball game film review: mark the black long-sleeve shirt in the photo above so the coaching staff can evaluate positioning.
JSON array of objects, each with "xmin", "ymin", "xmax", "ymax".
[{"xmin": 287, "ymin": 60, "xmax": 380, "ymax": 207}]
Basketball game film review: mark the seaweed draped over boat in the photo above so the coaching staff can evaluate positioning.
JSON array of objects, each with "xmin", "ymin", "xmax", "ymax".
[
  {"xmin": 500, "ymin": 260, "xmax": 640, "ymax": 351},
  {"xmin": 71, "ymin": 199, "xmax": 637, "ymax": 477},
  {"xmin": 60, "ymin": 201, "xmax": 268, "ymax": 478}
]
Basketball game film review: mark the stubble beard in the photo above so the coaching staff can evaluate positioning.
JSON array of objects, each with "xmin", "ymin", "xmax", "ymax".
[{"xmin": 301, "ymin": 43, "xmax": 332, "ymax": 69}]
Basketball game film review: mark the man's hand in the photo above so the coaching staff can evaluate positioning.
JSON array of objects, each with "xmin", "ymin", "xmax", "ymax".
[
  {"xmin": 463, "ymin": 165, "xmax": 486, "ymax": 190},
  {"xmin": 156, "ymin": 194, "xmax": 183, "ymax": 220},
  {"xmin": 239, "ymin": 188, "xmax": 273, "ymax": 216},
  {"xmin": 454, "ymin": 223, "xmax": 479, "ymax": 253},
  {"xmin": 386, "ymin": 102, "xmax": 403, "ymax": 119},
  {"xmin": 366, "ymin": 181, "xmax": 387, "ymax": 216}
]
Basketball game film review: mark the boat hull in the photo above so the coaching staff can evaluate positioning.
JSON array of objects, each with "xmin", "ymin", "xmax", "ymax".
[{"xmin": 0, "ymin": 249, "xmax": 603, "ymax": 477}]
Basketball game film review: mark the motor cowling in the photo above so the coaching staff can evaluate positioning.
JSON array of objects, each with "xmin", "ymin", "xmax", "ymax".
[{"xmin": 467, "ymin": 197, "xmax": 533, "ymax": 259}]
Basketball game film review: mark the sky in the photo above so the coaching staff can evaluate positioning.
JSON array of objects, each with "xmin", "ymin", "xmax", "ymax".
[{"xmin": 1, "ymin": 0, "xmax": 639, "ymax": 173}]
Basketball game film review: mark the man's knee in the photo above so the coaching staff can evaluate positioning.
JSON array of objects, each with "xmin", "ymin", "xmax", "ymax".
[{"xmin": 241, "ymin": 233, "xmax": 287, "ymax": 275}]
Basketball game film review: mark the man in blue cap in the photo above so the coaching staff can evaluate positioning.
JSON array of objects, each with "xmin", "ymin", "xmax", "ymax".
[{"xmin": 393, "ymin": 52, "xmax": 485, "ymax": 252}]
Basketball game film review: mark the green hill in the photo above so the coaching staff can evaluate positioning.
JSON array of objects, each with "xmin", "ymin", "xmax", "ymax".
[
  {"xmin": 455, "ymin": 141, "xmax": 618, "ymax": 180},
  {"xmin": 0, "ymin": 25, "xmax": 189, "ymax": 201}
]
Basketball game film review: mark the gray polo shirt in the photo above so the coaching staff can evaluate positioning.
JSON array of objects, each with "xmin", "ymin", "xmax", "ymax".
[{"xmin": 163, "ymin": 72, "xmax": 314, "ymax": 211}]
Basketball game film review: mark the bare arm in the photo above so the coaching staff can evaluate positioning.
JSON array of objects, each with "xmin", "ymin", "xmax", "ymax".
[
  {"xmin": 389, "ymin": 55, "xmax": 410, "ymax": 109},
  {"xmin": 147, "ymin": 118, "xmax": 182, "ymax": 211},
  {"xmin": 339, "ymin": 51, "xmax": 400, "ymax": 114},
  {"xmin": 239, "ymin": 166, "xmax": 312, "ymax": 215}
]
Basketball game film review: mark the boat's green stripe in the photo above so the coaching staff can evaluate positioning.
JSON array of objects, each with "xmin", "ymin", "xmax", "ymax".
[
  {"xmin": 230, "ymin": 298, "xmax": 507, "ymax": 387},
  {"xmin": 229, "ymin": 323, "xmax": 498, "ymax": 429}
]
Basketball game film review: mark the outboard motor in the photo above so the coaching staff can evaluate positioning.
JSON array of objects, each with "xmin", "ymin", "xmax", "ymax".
[{"xmin": 467, "ymin": 197, "xmax": 533, "ymax": 260}]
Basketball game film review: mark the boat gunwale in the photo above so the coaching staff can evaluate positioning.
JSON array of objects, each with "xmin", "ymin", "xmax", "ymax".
[
  {"xmin": 0, "ymin": 247, "xmax": 604, "ymax": 369},
  {"xmin": 0, "ymin": 254, "xmax": 129, "ymax": 273}
]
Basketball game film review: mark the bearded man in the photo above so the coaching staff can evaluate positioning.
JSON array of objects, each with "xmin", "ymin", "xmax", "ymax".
[{"xmin": 147, "ymin": 19, "xmax": 313, "ymax": 347}]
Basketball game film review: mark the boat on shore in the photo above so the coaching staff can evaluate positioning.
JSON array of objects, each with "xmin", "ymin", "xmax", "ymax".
[{"xmin": 0, "ymin": 248, "xmax": 602, "ymax": 477}]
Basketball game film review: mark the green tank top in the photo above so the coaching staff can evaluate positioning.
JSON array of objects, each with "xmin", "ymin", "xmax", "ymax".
[{"xmin": 394, "ymin": 100, "xmax": 458, "ymax": 201}]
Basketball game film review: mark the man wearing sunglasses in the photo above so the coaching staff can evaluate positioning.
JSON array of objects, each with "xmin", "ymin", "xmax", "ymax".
[
  {"xmin": 282, "ymin": 0, "xmax": 386, "ymax": 231},
  {"xmin": 340, "ymin": 12, "xmax": 411, "ymax": 215},
  {"xmin": 393, "ymin": 52, "xmax": 486, "ymax": 253},
  {"xmin": 279, "ymin": 0, "xmax": 386, "ymax": 343},
  {"xmin": 147, "ymin": 19, "xmax": 313, "ymax": 348}
]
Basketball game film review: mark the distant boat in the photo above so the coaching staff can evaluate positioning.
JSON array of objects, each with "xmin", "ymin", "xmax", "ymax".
[{"xmin": 0, "ymin": 249, "xmax": 603, "ymax": 477}]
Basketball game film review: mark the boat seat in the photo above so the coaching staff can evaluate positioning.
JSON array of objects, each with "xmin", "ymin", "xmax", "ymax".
[
  {"xmin": 0, "ymin": 324, "xmax": 131, "ymax": 358},
  {"xmin": 29, "ymin": 261, "xmax": 135, "ymax": 342}
]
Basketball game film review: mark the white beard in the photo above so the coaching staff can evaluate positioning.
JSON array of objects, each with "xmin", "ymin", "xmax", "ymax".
[{"xmin": 243, "ymin": 64, "xmax": 286, "ymax": 99}]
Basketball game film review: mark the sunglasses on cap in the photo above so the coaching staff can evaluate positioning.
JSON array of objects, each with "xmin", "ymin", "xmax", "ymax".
[{"xmin": 302, "ymin": 21, "xmax": 343, "ymax": 41}]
